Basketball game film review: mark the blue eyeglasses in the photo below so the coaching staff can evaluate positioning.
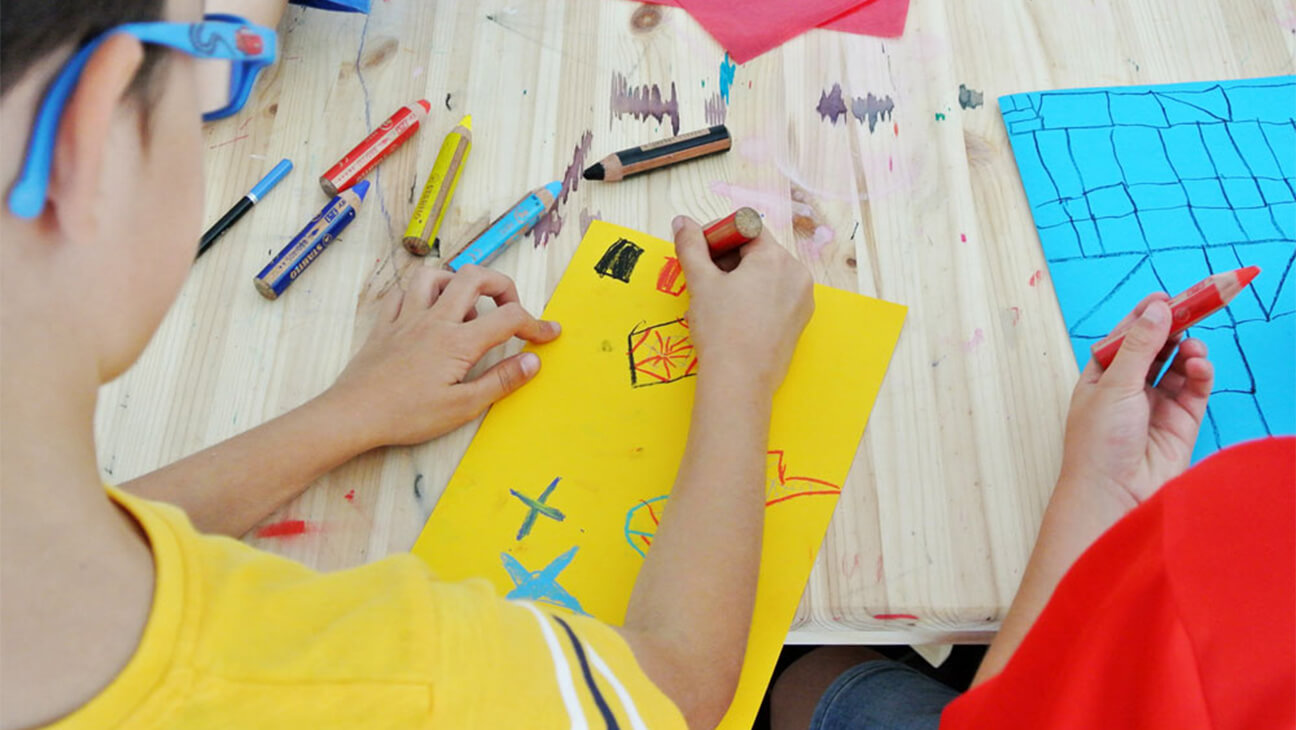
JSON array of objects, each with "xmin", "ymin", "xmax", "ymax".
[{"xmin": 8, "ymin": 15, "xmax": 277, "ymax": 219}]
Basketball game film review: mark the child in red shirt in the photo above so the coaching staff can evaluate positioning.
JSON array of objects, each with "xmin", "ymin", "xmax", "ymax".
[{"xmin": 772, "ymin": 293, "xmax": 1296, "ymax": 730}]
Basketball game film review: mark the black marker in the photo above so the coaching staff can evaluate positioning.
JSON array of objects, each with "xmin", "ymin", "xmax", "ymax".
[{"xmin": 197, "ymin": 158, "xmax": 293, "ymax": 259}]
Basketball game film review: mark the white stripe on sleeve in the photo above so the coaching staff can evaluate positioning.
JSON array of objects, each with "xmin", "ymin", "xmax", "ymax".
[
  {"xmin": 584, "ymin": 642, "xmax": 650, "ymax": 730},
  {"xmin": 518, "ymin": 601, "xmax": 589, "ymax": 730}
]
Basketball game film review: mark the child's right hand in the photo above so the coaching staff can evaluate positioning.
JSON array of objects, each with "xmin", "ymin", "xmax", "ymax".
[
  {"xmin": 671, "ymin": 215, "xmax": 815, "ymax": 396},
  {"xmin": 1059, "ymin": 292, "xmax": 1214, "ymax": 510}
]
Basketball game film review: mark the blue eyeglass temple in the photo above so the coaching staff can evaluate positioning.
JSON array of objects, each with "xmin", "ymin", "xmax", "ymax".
[{"xmin": 7, "ymin": 17, "xmax": 276, "ymax": 219}]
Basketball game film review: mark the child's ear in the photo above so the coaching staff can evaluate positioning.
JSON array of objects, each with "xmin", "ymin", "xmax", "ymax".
[{"xmin": 47, "ymin": 34, "xmax": 145, "ymax": 245}]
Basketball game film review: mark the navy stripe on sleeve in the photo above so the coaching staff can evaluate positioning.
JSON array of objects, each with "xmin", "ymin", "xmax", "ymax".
[{"xmin": 551, "ymin": 614, "xmax": 621, "ymax": 730}]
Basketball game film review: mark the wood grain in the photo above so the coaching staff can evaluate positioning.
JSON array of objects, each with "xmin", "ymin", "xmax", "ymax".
[{"xmin": 94, "ymin": 0, "xmax": 1293, "ymax": 644}]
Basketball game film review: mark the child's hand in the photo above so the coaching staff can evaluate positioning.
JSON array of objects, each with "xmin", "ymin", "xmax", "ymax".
[
  {"xmin": 671, "ymin": 215, "xmax": 814, "ymax": 395},
  {"xmin": 325, "ymin": 265, "xmax": 561, "ymax": 447},
  {"xmin": 1060, "ymin": 293, "xmax": 1214, "ymax": 509}
]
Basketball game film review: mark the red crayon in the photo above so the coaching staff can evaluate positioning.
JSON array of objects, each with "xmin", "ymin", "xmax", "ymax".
[
  {"xmin": 703, "ymin": 207, "xmax": 762, "ymax": 255},
  {"xmin": 1091, "ymin": 265, "xmax": 1260, "ymax": 369},
  {"xmin": 320, "ymin": 99, "xmax": 431, "ymax": 196}
]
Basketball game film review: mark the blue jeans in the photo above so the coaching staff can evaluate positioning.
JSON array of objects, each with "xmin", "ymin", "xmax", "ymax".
[{"xmin": 809, "ymin": 660, "xmax": 959, "ymax": 730}]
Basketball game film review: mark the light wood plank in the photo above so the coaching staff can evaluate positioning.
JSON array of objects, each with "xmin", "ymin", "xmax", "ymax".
[{"xmin": 95, "ymin": 0, "xmax": 1293, "ymax": 642}]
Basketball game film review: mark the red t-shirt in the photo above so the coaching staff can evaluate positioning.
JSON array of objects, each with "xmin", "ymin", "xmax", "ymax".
[{"xmin": 943, "ymin": 436, "xmax": 1295, "ymax": 730}]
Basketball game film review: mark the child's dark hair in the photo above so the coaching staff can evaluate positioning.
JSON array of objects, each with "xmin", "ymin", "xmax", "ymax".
[{"xmin": 1, "ymin": 0, "xmax": 166, "ymax": 97}]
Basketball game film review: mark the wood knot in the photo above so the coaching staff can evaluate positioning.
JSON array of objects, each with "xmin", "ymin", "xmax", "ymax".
[
  {"xmin": 792, "ymin": 214, "xmax": 818, "ymax": 239},
  {"xmin": 630, "ymin": 5, "xmax": 662, "ymax": 32},
  {"xmin": 360, "ymin": 37, "xmax": 398, "ymax": 70}
]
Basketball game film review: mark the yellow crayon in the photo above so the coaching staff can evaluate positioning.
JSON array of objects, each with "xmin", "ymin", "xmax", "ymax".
[{"xmin": 403, "ymin": 115, "xmax": 473, "ymax": 256}]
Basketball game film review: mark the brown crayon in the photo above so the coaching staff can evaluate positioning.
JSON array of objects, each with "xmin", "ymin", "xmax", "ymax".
[{"xmin": 583, "ymin": 125, "xmax": 731, "ymax": 182}]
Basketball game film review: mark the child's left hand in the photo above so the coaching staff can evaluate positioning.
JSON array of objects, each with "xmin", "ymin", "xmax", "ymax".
[{"xmin": 324, "ymin": 265, "xmax": 561, "ymax": 448}]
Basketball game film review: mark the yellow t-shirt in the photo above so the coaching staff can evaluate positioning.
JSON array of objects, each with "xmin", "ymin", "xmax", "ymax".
[{"xmin": 51, "ymin": 488, "xmax": 685, "ymax": 729}]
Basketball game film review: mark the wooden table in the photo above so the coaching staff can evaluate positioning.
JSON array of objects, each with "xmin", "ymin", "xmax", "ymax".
[{"xmin": 95, "ymin": 0, "xmax": 1293, "ymax": 645}]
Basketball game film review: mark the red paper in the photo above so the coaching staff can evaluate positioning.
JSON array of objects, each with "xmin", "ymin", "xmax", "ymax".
[{"xmin": 636, "ymin": 0, "xmax": 909, "ymax": 63}]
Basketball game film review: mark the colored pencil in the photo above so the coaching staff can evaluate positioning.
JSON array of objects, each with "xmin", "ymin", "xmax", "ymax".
[
  {"xmin": 254, "ymin": 180, "xmax": 370, "ymax": 300},
  {"xmin": 1090, "ymin": 265, "xmax": 1261, "ymax": 369},
  {"xmin": 320, "ymin": 100, "xmax": 430, "ymax": 196},
  {"xmin": 403, "ymin": 115, "xmax": 473, "ymax": 256},
  {"xmin": 197, "ymin": 159, "xmax": 293, "ymax": 259},
  {"xmin": 444, "ymin": 182, "xmax": 562, "ymax": 272},
  {"xmin": 703, "ymin": 207, "xmax": 762, "ymax": 255},
  {"xmin": 583, "ymin": 125, "xmax": 731, "ymax": 182}
]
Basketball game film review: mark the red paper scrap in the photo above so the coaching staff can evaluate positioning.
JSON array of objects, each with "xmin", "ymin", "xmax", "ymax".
[{"xmin": 636, "ymin": 0, "xmax": 909, "ymax": 63}]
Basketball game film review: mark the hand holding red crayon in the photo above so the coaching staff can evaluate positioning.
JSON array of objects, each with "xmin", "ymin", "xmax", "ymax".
[
  {"xmin": 1062, "ymin": 293, "xmax": 1215, "ymax": 510},
  {"xmin": 1090, "ymin": 266, "xmax": 1259, "ymax": 369},
  {"xmin": 670, "ymin": 215, "xmax": 813, "ymax": 393}
]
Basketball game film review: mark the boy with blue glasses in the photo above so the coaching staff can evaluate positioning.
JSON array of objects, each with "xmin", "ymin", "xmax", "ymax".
[{"xmin": 0, "ymin": 0, "xmax": 818, "ymax": 727}]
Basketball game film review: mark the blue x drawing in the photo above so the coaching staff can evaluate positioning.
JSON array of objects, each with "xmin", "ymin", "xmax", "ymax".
[
  {"xmin": 501, "ymin": 546, "xmax": 586, "ymax": 615},
  {"xmin": 509, "ymin": 477, "xmax": 565, "ymax": 541}
]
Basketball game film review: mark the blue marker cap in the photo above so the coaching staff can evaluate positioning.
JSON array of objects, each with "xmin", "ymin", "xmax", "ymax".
[
  {"xmin": 248, "ymin": 158, "xmax": 293, "ymax": 202},
  {"xmin": 351, "ymin": 180, "xmax": 371, "ymax": 200}
]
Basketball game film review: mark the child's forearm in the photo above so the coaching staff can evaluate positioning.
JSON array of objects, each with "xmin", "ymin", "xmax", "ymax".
[
  {"xmin": 619, "ymin": 368, "xmax": 771, "ymax": 728},
  {"xmin": 972, "ymin": 475, "xmax": 1132, "ymax": 686},
  {"xmin": 120, "ymin": 390, "xmax": 377, "ymax": 537}
]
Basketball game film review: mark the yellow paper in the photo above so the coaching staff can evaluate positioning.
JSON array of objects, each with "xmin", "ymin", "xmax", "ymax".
[{"xmin": 412, "ymin": 221, "xmax": 906, "ymax": 728}]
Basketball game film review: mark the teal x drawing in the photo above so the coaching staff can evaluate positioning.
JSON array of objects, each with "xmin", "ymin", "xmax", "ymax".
[
  {"xmin": 501, "ymin": 546, "xmax": 586, "ymax": 615},
  {"xmin": 509, "ymin": 477, "xmax": 565, "ymax": 540}
]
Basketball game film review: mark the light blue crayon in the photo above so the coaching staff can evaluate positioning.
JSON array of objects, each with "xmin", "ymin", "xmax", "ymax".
[{"xmin": 446, "ymin": 181, "xmax": 562, "ymax": 271}]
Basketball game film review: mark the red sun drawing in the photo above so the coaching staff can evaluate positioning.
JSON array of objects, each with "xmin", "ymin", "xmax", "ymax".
[{"xmin": 627, "ymin": 318, "xmax": 698, "ymax": 387}]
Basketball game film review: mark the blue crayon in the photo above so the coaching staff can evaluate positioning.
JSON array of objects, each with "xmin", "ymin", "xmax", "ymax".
[
  {"xmin": 254, "ymin": 180, "xmax": 370, "ymax": 299},
  {"xmin": 446, "ymin": 181, "xmax": 562, "ymax": 271}
]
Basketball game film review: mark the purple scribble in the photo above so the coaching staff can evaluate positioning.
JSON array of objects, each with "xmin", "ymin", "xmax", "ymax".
[
  {"xmin": 704, "ymin": 91, "xmax": 727, "ymax": 126},
  {"xmin": 816, "ymin": 83, "xmax": 848, "ymax": 124},
  {"xmin": 610, "ymin": 71, "xmax": 681, "ymax": 135},
  {"xmin": 532, "ymin": 130, "xmax": 594, "ymax": 247},
  {"xmin": 579, "ymin": 208, "xmax": 602, "ymax": 237},
  {"xmin": 851, "ymin": 93, "xmax": 895, "ymax": 132}
]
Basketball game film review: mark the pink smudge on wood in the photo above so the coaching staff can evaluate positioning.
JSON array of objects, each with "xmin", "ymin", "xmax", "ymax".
[
  {"xmin": 842, "ymin": 553, "xmax": 861, "ymax": 579},
  {"xmin": 209, "ymin": 134, "xmax": 249, "ymax": 150},
  {"xmin": 708, "ymin": 181, "xmax": 811, "ymax": 229},
  {"xmin": 800, "ymin": 225, "xmax": 835, "ymax": 260},
  {"xmin": 344, "ymin": 489, "xmax": 355, "ymax": 502},
  {"xmin": 961, "ymin": 327, "xmax": 985, "ymax": 353},
  {"xmin": 874, "ymin": 613, "xmax": 919, "ymax": 620},
  {"xmin": 960, "ymin": 233, "xmax": 967, "ymax": 242},
  {"xmin": 1029, "ymin": 269, "xmax": 1044, "ymax": 286}
]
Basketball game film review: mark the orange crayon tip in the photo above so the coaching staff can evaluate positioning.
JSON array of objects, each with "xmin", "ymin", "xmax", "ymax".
[{"xmin": 1238, "ymin": 265, "xmax": 1260, "ymax": 286}]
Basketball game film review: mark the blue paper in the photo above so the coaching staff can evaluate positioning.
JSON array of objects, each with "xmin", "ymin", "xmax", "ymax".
[
  {"xmin": 289, "ymin": 0, "xmax": 369, "ymax": 13},
  {"xmin": 1001, "ymin": 77, "xmax": 1295, "ymax": 462}
]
